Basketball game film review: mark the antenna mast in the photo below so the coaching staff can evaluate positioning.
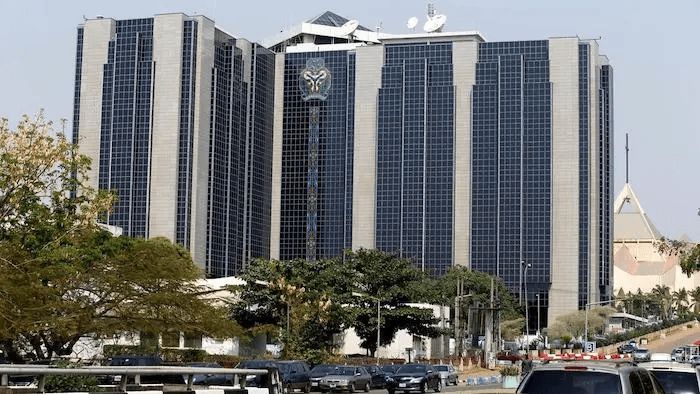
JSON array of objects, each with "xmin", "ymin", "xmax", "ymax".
[{"xmin": 625, "ymin": 132, "xmax": 629, "ymax": 184}]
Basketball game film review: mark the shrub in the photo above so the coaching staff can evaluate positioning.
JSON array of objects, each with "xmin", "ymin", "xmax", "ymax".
[
  {"xmin": 44, "ymin": 361, "xmax": 98, "ymax": 393},
  {"xmin": 499, "ymin": 365, "xmax": 520, "ymax": 376}
]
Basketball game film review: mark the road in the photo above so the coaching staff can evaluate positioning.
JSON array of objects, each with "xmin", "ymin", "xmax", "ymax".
[
  {"xmin": 365, "ymin": 384, "xmax": 465, "ymax": 394},
  {"xmin": 645, "ymin": 325, "xmax": 700, "ymax": 353}
]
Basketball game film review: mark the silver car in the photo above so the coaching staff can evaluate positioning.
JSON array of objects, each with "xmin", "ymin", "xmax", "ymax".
[
  {"xmin": 644, "ymin": 361, "xmax": 700, "ymax": 394},
  {"xmin": 433, "ymin": 365, "xmax": 458, "ymax": 386},
  {"xmin": 318, "ymin": 366, "xmax": 371, "ymax": 393},
  {"xmin": 516, "ymin": 361, "xmax": 664, "ymax": 394}
]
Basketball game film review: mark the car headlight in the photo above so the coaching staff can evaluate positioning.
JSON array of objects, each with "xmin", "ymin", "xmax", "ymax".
[
  {"xmin": 339, "ymin": 379, "xmax": 349, "ymax": 385},
  {"xmin": 410, "ymin": 378, "xmax": 423, "ymax": 384},
  {"xmin": 385, "ymin": 376, "xmax": 394, "ymax": 382}
]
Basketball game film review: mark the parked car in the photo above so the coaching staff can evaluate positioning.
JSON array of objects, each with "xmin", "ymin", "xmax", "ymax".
[
  {"xmin": 690, "ymin": 355, "xmax": 700, "ymax": 368},
  {"xmin": 107, "ymin": 355, "xmax": 184, "ymax": 385},
  {"xmin": 516, "ymin": 361, "xmax": 665, "ymax": 394},
  {"xmin": 632, "ymin": 348, "xmax": 651, "ymax": 362},
  {"xmin": 672, "ymin": 348, "xmax": 685, "ymax": 362},
  {"xmin": 362, "ymin": 365, "xmax": 387, "ymax": 389},
  {"xmin": 385, "ymin": 364, "xmax": 441, "ymax": 394},
  {"xmin": 185, "ymin": 362, "xmax": 232, "ymax": 386},
  {"xmin": 381, "ymin": 365, "xmax": 401, "ymax": 379},
  {"xmin": 644, "ymin": 361, "xmax": 700, "ymax": 394},
  {"xmin": 317, "ymin": 366, "xmax": 371, "ymax": 393},
  {"xmin": 238, "ymin": 360, "xmax": 311, "ymax": 393},
  {"xmin": 310, "ymin": 365, "xmax": 341, "ymax": 391},
  {"xmin": 433, "ymin": 365, "xmax": 458, "ymax": 386}
]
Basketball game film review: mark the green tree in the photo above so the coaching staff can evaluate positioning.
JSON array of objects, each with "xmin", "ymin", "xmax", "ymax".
[
  {"xmin": 689, "ymin": 287, "xmax": 700, "ymax": 314},
  {"xmin": 232, "ymin": 257, "xmax": 356, "ymax": 363},
  {"xmin": 0, "ymin": 113, "xmax": 240, "ymax": 361},
  {"xmin": 657, "ymin": 237, "xmax": 700, "ymax": 276},
  {"xmin": 344, "ymin": 249, "xmax": 442, "ymax": 357},
  {"xmin": 673, "ymin": 288, "xmax": 690, "ymax": 317},
  {"xmin": 651, "ymin": 284, "xmax": 673, "ymax": 320},
  {"xmin": 547, "ymin": 307, "xmax": 615, "ymax": 341}
]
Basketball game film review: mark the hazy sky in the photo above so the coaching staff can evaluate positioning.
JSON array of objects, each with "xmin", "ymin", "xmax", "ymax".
[{"xmin": 1, "ymin": 0, "xmax": 698, "ymax": 240}]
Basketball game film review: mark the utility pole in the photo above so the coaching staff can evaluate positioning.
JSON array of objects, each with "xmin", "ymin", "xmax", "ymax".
[
  {"xmin": 454, "ymin": 277, "xmax": 460, "ymax": 356},
  {"xmin": 483, "ymin": 278, "xmax": 496, "ymax": 369}
]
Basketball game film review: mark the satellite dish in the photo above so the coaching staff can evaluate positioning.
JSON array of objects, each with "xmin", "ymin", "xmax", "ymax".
[
  {"xmin": 338, "ymin": 19, "xmax": 360, "ymax": 36},
  {"xmin": 407, "ymin": 16, "xmax": 419, "ymax": 29},
  {"xmin": 423, "ymin": 14, "xmax": 446, "ymax": 33}
]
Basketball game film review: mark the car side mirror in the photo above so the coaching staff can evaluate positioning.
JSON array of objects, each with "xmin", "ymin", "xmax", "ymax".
[
  {"xmin": 427, "ymin": 370, "xmax": 433, "ymax": 374},
  {"xmin": 355, "ymin": 372, "xmax": 361, "ymax": 376}
]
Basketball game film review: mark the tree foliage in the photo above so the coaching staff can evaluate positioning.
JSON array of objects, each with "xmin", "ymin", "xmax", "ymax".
[
  {"xmin": 656, "ymin": 237, "xmax": 700, "ymax": 276},
  {"xmin": 0, "ymin": 113, "xmax": 240, "ymax": 361},
  {"xmin": 547, "ymin": 306, "xmax": 615, "ymax": 340}
]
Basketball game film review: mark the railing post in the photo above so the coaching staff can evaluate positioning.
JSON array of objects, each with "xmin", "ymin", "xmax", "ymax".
[
  {"xmin": 234, "ymin": 373, "xmax": 240, "ymax": 388},
  {"xmin": 37, "ymin": 375, "xmax": 46, "ymax": 393},
  {"xmin": 119, "ymin": 375, "xmax": 127, "ymax": 392},
  {"xmin": 187, "ymin": 374, "xmax": 194, "ymax": 391},
  {"xmin": 135, "ymin": 374, "xmax": 141, "ymax": 385},
  {"xmin": 1, "ymin": 374, "xmax": 7, "ymax": 386}
]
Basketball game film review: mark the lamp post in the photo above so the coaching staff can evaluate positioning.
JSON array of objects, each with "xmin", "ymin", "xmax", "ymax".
[
  {"xmin": 353, "ymin": 292, "xmax": 381, "ymax": 364},
  {"xmin": 584, "ymin": 300, "xmax": 615, "ymax": 346},
  {"xmin": 536, "ymin": 294, "xmax": 541, "ymax": 335},
  {"xmin": 522, "ymin": 262, "xmax": 532, "ymax": 341}
]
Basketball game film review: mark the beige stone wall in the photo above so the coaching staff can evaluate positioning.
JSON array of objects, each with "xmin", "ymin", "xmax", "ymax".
[
  {"xmin": 548, "ymin": 37, "xmax": 581, "ymax": 323},
  {"xmin": 148, "ymin": 14, "xmax": 185, "ymax": 240},
  {"xmin": 351, "ymin": 45, "xmax": 383, "ymax": 250},
  {"xmin": 451, "ymin": 41, "xmax": 478, "ymax": 268},
  {"xmin": 78, "ymin": 18, "xmax": 115, "ymax": 190},
  {"xmin": 269, "ymin": 53, "xmax": 285, "ymax": 260}
]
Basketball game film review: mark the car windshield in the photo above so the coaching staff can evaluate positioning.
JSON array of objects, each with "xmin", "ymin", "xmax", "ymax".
[
  {"xmin": 397, "ymin": 365, "xmax": 426, "ymax": 374},
  {"xmin": 335, "ymin": 367, "xmax": 356, "ymax": 376},
  {"xmin": 311, "ymin": 365, "xmax": 338, "ymax": 374},
  {"xmin": 635, "ymin": 349, "xmax": 649, "ymax": 353},
  {"xmin": 382, "ymin": 365, "xmax": 399, "ymax": 373},
  {"xmin": 650, "ymin": 370, "xmax": 700, "ymax": 394},
  {"xmin": 521, "ymin": 370, "xmax": 622, "ymax": 394},
  {"xmin": 435, "ymin": 366, "xmax": 448, "ymax": 371}
]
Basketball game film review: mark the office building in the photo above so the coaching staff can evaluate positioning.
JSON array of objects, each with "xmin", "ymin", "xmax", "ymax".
[
  {"xmin": 74, "ymin": 10, "xmax": 614, "ymax": 323},
  {"xmin": 73, "ymin": 14, "xmax": 274, "ymax": 277}
]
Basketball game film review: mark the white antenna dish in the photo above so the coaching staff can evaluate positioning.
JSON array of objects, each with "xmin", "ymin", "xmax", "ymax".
[
  {"xmin": 423, "ymin": 14, "xmax": 446, "ymax": 33},
  {"xmin": 407, "ymin": 16, "xmax": 418, "ymax": 29},
  {"xmin": 338, "ymin": 19, "xmax": 359, "ymax": 36}
]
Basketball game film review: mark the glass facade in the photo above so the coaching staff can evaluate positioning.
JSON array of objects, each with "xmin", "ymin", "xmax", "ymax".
[
  {"xmin": 578, "ymin": 43, "xmax": 590, "ymax": 309},
  {"xmin": 599, "ymin": 64, "xmax": 614, "ymax": 299},
  {"xmin": 471, "ymin": 41, "xmax": 552, "ymax": 327},
  {"xmin": 176, "ymin": 20, "xmax": 198, "ymax": 247},
  {"xmin": 98, "ymin": 18, "xmax": 154, "ymax": 238},
  {"xmin": 280, "ymin": 51, "xmax": 355, "ymax": 261},
  {"xmin": 375, "ymin": 43, "xmax": 455, "ymax": 276}
]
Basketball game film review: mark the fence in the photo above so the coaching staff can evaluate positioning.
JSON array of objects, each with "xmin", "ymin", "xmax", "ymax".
[{"xmin": 0, "ymin": 365, "xmax": 281, "ymax": 394}]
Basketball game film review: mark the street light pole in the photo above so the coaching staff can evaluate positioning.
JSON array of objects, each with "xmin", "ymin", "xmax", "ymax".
[
  {"xmin": 523, "ymin": 263, "xmax": 532, "ymax": 342},
  {"xmin": 536, "ymin": 294, "xmax": 541, "ymax": 335}
]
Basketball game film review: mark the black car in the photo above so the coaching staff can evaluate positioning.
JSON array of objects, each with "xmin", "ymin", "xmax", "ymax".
[
  {"xmin": 185, "ymin": 362, "xmax": 232, "ymax": 386},
  {"xmin": 363, "ymin": 365, "xmax": 387, "ymax": 389},
  {"xmin": 385, "ymin": 364, "xmax": 441, "ymax": 394},
  {"xmin": 381, "ymin": 365, "xmax": 401, "ymax": 379},
  {"xmin": 618, "ymin": 344, "xmax": 636, "ymax": 355},
  {"xmin": 238, "ymin": 360, "xmax": 311, "ymax": 393},
  {"xmin": 107, "ymin": 355, "xmax": 184, "ymax": 385}
]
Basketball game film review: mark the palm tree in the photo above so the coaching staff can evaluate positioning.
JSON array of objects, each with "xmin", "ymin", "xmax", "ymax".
[
  {"xmin": 690, "ymin": 287, "xmax": 700, "ymax": 314},
  {"xmin": 652, "ymin": 285, "xmax": 673, "ymax": 320},
  {"xmin": 673, "ymin": 288, "xmax": 690, "ymax": 317}
]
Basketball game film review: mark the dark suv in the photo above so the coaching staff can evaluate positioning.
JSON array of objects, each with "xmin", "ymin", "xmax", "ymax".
[
  {"xmin": 385, "ymin": 364, "xmax": 441, "ymax": 394},
  {"xmin": 107, "ymin": 355, "xmax": 185, "ymax": 385},
  {"xmin": 238, "ymin": 360, "xmax": 311, "ymax": 393},
  {"xmin": 517, "ymin": 362, "xmax": 664, "ymax": 394}
]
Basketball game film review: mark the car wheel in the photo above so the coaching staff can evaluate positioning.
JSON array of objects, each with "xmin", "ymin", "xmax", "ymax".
[
  {"xmin": 349, "ymin": 383, "xmax": 355, "ymax": 393},
  {"xmin": 434, "ymin": 380, "xmax": 442, "ymax": 393},
  {"xmin": 387, "ymin": 390, "xmax": 395, "ymax": 394},
  {"xmin": 420, "ymin": 381, "xmax": 428, "ymax": 393},
  {"xmin": 304, "ymin": 384, "xmax": 311, "ymax": 393},
  {"xmin": 364, "ymin": 382, "xmax": 370, "ymax": 393}
]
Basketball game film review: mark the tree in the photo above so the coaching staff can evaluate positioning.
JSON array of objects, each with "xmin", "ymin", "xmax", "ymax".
[
  {"xmin": 657, "ymin": 237, "xmax": 700, "ymax": 276},
  {"xmin": 690, "ymin": 287, "xmax": 700, "ymax": 314},
  {"xmin": 344, "ymin": 249, "xmax": 442, "ymax": 357},
  {"xmin": 0, "ymin": 113, "xmax": 240, "ymax": 361},
  {"xmin": 231, "ymin": 257, "xmax": 356, "ymax": 363},
  {"xmin": 673, "ymin": 288, "xmax": 690, "ymax": 317},
  {"xmin": 651, "ymin": 284, "xmax": 673, "ymax": 320},
  {"xmin": 499, "ymin": 318, "xmax": 525, "ymax": 341},
  {"xmin": 547, "ymin": 307, "xmax": 615, "ymax": 341}
]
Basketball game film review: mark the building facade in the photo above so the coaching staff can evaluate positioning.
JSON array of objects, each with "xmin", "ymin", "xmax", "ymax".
[
  {"xmin": 74, "ymin": 11, "xmax": 614, "ymax": 324},
  {"xmin": 73, "ymin": 14, "xmax": 274, "ymax": 277}
]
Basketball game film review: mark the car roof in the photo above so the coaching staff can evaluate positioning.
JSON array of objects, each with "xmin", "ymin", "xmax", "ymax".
[
  {"xmin": 644, "ymin": 362, "xmax": 698, "ymax": 372},
  {"xmin": 534, "ymin": 361, "xmax": 635, "ymax": 374}
]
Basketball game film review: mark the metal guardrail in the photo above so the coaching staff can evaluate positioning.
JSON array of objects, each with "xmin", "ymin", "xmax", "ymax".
[{"xmin": 0, "ymin": 365, "xmax": 281, "ymax": 394}]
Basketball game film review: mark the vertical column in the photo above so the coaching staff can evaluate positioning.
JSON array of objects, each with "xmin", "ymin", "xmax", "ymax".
[
  {"xmin": 587, "ymin": 41, "xmax": 601, "ymax": 304},
  {"xmin": 306, "ymin": 107, "xmax": 320, "ymax": 261},
  {"xmin": 452, "ymin": 41, "xmax": 479, "ymax": 268},
  {"xmin": 548, "ymin": 37, "xmax": 580, "ymax": 323},
  {"xmin": 269, "ymin": 53, "xmax": 285, "ymax": 260},
  {"xmin": 78, "ymin": 18, "xmax": 116, "ymax": 190},
  {"xmin": 149, "ymin": 13, "xmax": 185, "ymax": 240},
  {"xmin": 190, "ymin": 16, "xmax": 215, "ymax": 268},
  {"xmin": 352, "ymin": 45, "xmax": 383, "ymax": 250}
]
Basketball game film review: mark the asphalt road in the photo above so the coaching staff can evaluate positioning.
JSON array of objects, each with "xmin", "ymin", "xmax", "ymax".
[
  {"xmin": 362, "ymin": 383, "xmax": 466, "ymax": 394},
  {"xmin": 645, "ymin": 325, "xmax": 700, "ymax": 353}
]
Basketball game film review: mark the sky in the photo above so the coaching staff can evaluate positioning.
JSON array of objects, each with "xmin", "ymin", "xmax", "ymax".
[{"xmin": 0, "ymin": 0, "xmax": 698, "ymax": 240}]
